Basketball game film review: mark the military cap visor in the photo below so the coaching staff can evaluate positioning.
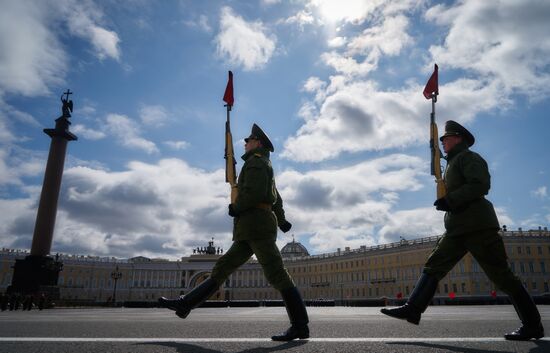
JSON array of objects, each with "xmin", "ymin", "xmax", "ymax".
[
  {"xmin": 244, "ymin": 123, "xmax": 274, "ymax": 152},
  {"xmin": 439, "ymin": 120, "xmax": 475, "ymax": 147}
]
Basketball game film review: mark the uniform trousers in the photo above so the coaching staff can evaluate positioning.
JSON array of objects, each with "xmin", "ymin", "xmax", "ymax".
[
  {"xmin": 423, "ymin": 228, "xmax": 524, "ymax": 296},
  {"xmin": 211, "ymin": 239, "xmax": 295, "ymax": 291}
]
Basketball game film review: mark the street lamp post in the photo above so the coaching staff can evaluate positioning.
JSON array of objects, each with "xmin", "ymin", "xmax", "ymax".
[{"xmin": 110, "ymin": 266, "xmax": 122, "ymax": 306}]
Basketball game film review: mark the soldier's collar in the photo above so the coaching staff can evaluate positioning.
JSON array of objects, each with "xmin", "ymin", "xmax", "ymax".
[
  {"xmin": 241, "ymin": 147, "xmax": 270, "ymax": 161},
  {"xmin": 446, "ymin": 141, "xmax": 469, "ymax": 160}
]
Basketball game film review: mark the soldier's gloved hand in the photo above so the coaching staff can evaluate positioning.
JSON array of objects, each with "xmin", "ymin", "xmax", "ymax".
[
  {"xmin": 228, "ymin": 204, "xmax": 239, "ymax": 217},
  {"xmin": 434, "ymin": 198, "xmax": 451, "ymax": 212},
  {"xmin": 279, "ymin": 220, "xmax": 292, "ymax": 233}
]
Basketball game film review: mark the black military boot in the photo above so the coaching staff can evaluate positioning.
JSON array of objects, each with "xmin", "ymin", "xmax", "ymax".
[
  {"xmin": 158, "ymin": 278, "xmax": 218, "ymax": 319},
  {"xmin": 380, "ymin": 273, "xmax": 438, "ymax": 325},
  {"xmin": 504, "ymin": 285, "xmax": 544, "ymax": 341},
  {"xmin": 272, "ymin": 286, "xmax": 309, "ymax": 341}
]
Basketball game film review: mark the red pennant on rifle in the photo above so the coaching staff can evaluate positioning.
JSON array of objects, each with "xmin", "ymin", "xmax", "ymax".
[
  {"xmin": 423, "ymin": 64, "xmax": 438, "ymax": 99},
  {"xmin": 223, "ymin": 71, "xmax": 234, "ymax": 106}
]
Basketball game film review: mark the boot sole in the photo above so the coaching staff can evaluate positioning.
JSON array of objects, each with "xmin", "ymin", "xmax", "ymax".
[
  {"xmin": 175, "ymin": 308, "xmax": 191, "ymax": 319},
  {"xmin": 158, "ymin": 298, "xmax": 190, "ymax": 318},
  {"xmin": 504, "ymin": 334, "xmax": 544, "ymax": 341},
  {"xmin": 158, "ymin": 298, "xmax": 178, "ymax": 311},
  {"xmin": 271, "ymin": 335, "xmax": 309, "ymax": 341}
]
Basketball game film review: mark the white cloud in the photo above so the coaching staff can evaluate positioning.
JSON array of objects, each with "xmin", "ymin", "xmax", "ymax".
[
  {"xmin": 0, "ymin": 147, "xmax": 46, "ymax": 187},
  {"xmin": 215, "ymin": 7, "xmax": 276, "ymax": 71},
  {"xmin": 262, "ymin": 0, "xmax": 281, "ymax": 6},
  {"xmin": 378, "ymin": 208, "xmax": 444, "ymax": 244},
  {"xmin": 64, "ymin": 0, "xmax": 121, "ymax": 61},
  {"xmin": 426, "ymin": 0, "xmax": 550, "ymax": 99},
  {"xmin": 302, "ymin": 77, "xmax": 326, "ymax": 93},
  {"xmin": 0, "ymin": 1, "xmax": 66, "ymax": 96},
  {"xmin": 282, "ymin": 80, "xmax": 423, "ymax": 162},
  {"xmin": 183, "ymin": 14, "xmax": 212, "ymax": 33},
  {"xmin": 0, "ymin": 0, "xmax": 121, "ymax": 97},
  {"xmin": 328, "ymin": 36, "xmax": 347, "ymax": 48},
  {"xmin": 164, "ymin": 140, "xmax": 190, "ymax": 150},
  {"xmin": 347, "ymin": 14, "xmax": 412, "ymax": 58},
  {"xmin": 138, "ymin": 104, "xmax": 169, "ymax": 127},
  {"xmin": 0, "ymin": 152, "xmax": 443, "ymax": 257},
  {"xmin": 105, "ymin": 114, "xmax": 158, "ymax": 154},
  {"xmin": 531, "ymin": 186, "xmax": 548, "ymax": 199},
  {"xmin": 72, "ymin": 124, "xmax": 107, "ymax": 140},
  {"xmin": 276, "ymin": 154, "xmax": 437, "ymax": 253},
  {"xmin": 283, "ymin": 73, "xmax": 508, "ymax": 163},
  {"xmin": 0, "ymin": 158, "xmax": 233, "ymax": 258},
  {"xmin": 284, "ymin": 10, "xmax": 316, "ymax": 30},
  {"xmin": 310, "ymin": 0, "xmax": 382, "ymax": 24},
  {"xmin": 322, "ymin": 14, "xmax": 412, "ymax": 77}
]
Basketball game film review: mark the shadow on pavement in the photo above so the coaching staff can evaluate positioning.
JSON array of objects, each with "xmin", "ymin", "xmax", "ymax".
[
  {"xmin": 136, "ymin": 340, "xmax": 309, "ymax": 353},
  {"xmin": 388, "ymin": 340, "xmax": 550, "ymax": 353}
]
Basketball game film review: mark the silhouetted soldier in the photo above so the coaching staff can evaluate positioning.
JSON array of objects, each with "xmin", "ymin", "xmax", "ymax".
[
  {"xmin": 381, "ymin": 121, "xmax": 544, "ymax": 341},
  {"xmin": 160, "ymin": 124, "xmax": 308, "ymax": 341}
]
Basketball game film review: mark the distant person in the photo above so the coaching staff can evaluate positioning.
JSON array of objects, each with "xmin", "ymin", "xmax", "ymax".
[
  {"xmin": 380, "ymin": 121, "xmax": 544, "ymax": 341},
  {"xmin": 0, "ymin": 293, "xmax": 7, "ymax": 311},
  {"xmin": 38, "ymin": 293, "xmax": 46, "ymax": 310},
  {"xmin": 160, "ymin": 124, "xmax": 309, "ymax": 341}
]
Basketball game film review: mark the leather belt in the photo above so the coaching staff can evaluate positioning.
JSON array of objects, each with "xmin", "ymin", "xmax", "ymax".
[{"xmin": 255, "ymin": 203, "xmax": 272, "ymax": 211}]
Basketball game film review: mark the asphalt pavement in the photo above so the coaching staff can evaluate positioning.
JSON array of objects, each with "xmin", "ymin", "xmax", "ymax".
[{"xmin": 1, "ymin": 305, "xmax": 549, "ymax": 352}]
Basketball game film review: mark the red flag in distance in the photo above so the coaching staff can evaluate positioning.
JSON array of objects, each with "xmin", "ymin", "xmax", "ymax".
[
  {"xmin": 449, "ymin": 291, "xmax": 456, "ymax": 299},
  {"xmin": 223, "ymin": 71, "xmax": 234, "ymax": 106},
  {"xmin": 423, "ymin": 64, "xmax": 438, "ymax": 99}
]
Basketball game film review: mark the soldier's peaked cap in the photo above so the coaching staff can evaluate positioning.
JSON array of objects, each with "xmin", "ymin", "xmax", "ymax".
[
  {"xmin": 439, "ymin": 120, "xmax": 475, "ymax": 147},
  {"xmin": 244, "ymin": 123, "xmax": 274, "ymax": 152}
]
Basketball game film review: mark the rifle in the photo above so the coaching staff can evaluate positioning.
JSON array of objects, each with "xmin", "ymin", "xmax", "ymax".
[
  {"xmin": 223, "ymin": 71, "xmax": 238, "ymax": 203},
  {"xmin": 424, "ymin": 64, "xmax": 446, "ymax": 199},
  {"xmin": 430, "ymin": 97, "xmax": 446, "ymax": 199}
]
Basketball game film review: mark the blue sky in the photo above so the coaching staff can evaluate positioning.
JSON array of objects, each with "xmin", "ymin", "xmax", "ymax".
[{"xmin": 1, "ymin": 0, "xmax": 549, "ymax": 259}]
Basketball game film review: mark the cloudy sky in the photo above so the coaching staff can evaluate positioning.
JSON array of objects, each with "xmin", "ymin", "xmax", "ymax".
[{"xmin": 1, "ymin": 0, "xmax": 549, "ymax": 260}]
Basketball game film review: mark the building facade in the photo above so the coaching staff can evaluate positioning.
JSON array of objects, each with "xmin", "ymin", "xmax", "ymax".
[{"xmin": 1, "ymin": 227, "xmax": 549, "ymax": 304}]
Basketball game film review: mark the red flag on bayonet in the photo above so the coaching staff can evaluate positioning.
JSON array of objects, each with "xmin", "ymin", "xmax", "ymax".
[
  {"xmin": 223, "ymin": 71, "xmax": 234, "ymax": 106},
  {"xmin": 423, "ymin": 64, "xmax": 438, "ymax": 99}
]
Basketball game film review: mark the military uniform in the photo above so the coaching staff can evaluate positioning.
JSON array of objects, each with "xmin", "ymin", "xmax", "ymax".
[
  {"xmin": 210, "ymin": 146, "xmax": 294, "ymax": 291},
  {"xmin": 160, "ymin": 124, "xmax": 308, "ymax": 341},
  {"xmin": 423, "ymin": 139, "xmax": 521, "ymax": 294},
  {"xmin": 381, "ymin": 120, "xmax": 544, "ymax": 341}
]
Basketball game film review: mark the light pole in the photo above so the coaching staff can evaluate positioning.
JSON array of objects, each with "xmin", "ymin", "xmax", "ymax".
[{"xmin": 110, "ymin": 266, "xmax": 122, "ymax": 306}]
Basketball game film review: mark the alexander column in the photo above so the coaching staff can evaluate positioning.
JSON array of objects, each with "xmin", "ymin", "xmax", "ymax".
[{"xmin": 9, "ymin": 90, "xmax": 77, "ymax": 298}]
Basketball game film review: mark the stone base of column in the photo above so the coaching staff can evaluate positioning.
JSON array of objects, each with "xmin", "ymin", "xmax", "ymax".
[{"xmin": 8, "ymin": 255, "xmax": 63, "ymax": 300}]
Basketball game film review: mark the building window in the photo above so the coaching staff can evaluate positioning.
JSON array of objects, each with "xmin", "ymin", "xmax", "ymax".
[
  {"xmin": 520, "ymin": 262, "xmax": 525, "ymax": 274},
  {"xmin": 532, "ymin": 282, "xmax": 537, "ymax": 290},
  {"xmin": 538, "ymin": 246, "xmax": 542, "ymax": 255},
  {"xmin": 544, "ymin": 282, "xmax": 549, "ymax": 293},
  {"xmin": 526, "ymin": 246, "xmax": 531, "ymax": 255},
  {"xmin": 541, "ymin": 262, "xmax": 546, "ymax": 274},
  {"xmin": 529, "ymin": 262, "xmax": 534, "ymax": 273},
  {"xmin": 452, "ymin": 283, "xmax": 457, "ymax": 293},
  {"xmin": 444, "ymin": 283, "xmax": 448, "ymax": 293},
  {"xmin": 517, "ymin": 247, "xmax": 522, "ymax": 254},
  {"xmin": 473, "ymin": 260, "xmax": 479, "ymax": 273},
  {"xmin": 461, "ymin": 283, "xmax": 466, "ymax": 293}
]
